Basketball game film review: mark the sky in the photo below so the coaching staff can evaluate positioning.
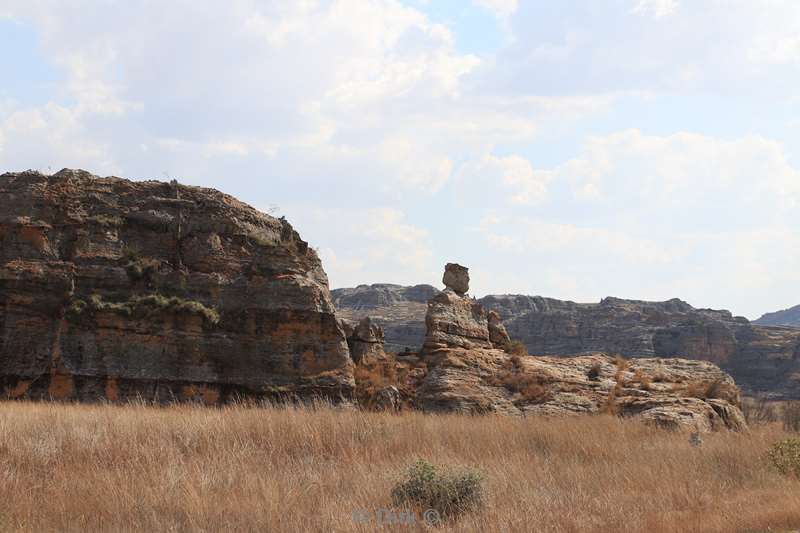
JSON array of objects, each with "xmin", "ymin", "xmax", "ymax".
[{"xmin": 1, "ymin": 0, "xmax": 799, "ymax": 319}]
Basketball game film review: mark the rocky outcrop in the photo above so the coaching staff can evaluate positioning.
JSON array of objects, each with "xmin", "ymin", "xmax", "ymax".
[
  {"xmin": 755, "ymin": 304, "xmax": 800, "ymax": 327},
  {"xmin": 414, "ymin": 265, "xmax": 747, "ymax": 432},
  {"xmin": 487, "ymin": 310, "xmax": 510, "ymax": 349},
  {"xmin": 424, "ymin": 290, "xmax": 495, "ymax": 352},
  {"xmin": 344, "ymin": 317, "xmax": 387, "ymax": 365},
  {"xmin": 332, "ymin": 284, "xmax": 438, "ymax": 353},
  {"xmin": 334, "ymin": 285, "xmax": 800, "ymax": 399},
  {"xmin": 0, "ymin": 169, "xmax": 353, "ymax": 403}
]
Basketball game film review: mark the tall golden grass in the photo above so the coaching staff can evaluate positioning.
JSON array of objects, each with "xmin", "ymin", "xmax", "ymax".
[{"xmin": 0, "ymin": 400, "xmax": 798, "ymax": 532}]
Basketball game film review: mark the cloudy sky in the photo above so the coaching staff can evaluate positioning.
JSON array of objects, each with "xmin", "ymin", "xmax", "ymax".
[{"xmin": 2, "ymin": 0, "xmax": 799, "ymax": 319}]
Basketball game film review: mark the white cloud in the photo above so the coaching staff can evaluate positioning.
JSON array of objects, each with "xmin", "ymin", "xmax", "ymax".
[
  {"xmin": 460, "ymin": 153, "xmax": 551, "ymax": 205},
  {"xmin": 479, "ymin": 215, "xmax": 680, "ymax": 264},
  {"xmin": 473, "ymin": 0, "xmax": 519, "ymax": 18},
  {"xmin": 632, "ymin": 0, "xmax": 678, "ymax": 19},
  {"xmin": 3, "ymin": 0, "xmax": 800, "ymax": 319},
  {"xmin": 0, "ymin": 103, "xmax": 115, "ymax": 173},
  {"xmin": 559, "ymin": 129, "xmax": 800, "ymax": 216},
  {"xmin": 472, "ymin": 129, "xmax": 800, "ymax": 317},
  {"xmin": 0, "ymin": 0, "xmax": 487, "ymax": 192},
  {"xmin": 496, "ymin": 1, "xmax": 800, "ymax": 95}
]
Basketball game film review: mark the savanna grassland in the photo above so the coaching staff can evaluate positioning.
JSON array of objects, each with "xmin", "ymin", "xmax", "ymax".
[{"xmin": 0, "ymin": 401, "xmax": 799, "ymax": 533}]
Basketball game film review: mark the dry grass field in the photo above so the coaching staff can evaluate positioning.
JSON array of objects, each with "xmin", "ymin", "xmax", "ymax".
[{"xmin": 0, "ymin": 401, "xmax": 799, "ymax": 533}]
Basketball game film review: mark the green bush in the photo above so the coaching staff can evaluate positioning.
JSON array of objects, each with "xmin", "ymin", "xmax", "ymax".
[
  {"xmin": 768, "ymin": 438, "xmax": 800, "ymax": 477},
  {"xmin": 391, "ymin": 459, "xmax": 484, "ymax": 521}
]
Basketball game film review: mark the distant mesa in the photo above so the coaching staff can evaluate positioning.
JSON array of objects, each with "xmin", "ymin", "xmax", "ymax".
[{"xmin": 754, "ymin": 304, "xmax": 800, "ymax": 328}]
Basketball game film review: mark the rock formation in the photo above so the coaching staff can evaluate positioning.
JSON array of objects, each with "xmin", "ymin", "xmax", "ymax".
[
  {"xmin": 413, "ymin": 265, "xmax": 747, "ymax": 432},
  {"xmin": 442, "ymin": 263, "xmax": 469, "ymax": 295},
  {"xmin": 0, "ymin": 169, "xmax": 353, "ymax": 403},
  {"xmin": 344, "ymin": 317, "xmax": 387, "ymax": 365},
  {"xmin": 332, "ymin": 284, "xmax": 437, "ymax": 353},
  {"xmin": 335, "ymin": 286, "xmax": 800, "ymax": 399}
]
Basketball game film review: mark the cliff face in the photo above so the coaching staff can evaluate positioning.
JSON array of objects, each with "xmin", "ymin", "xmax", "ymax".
[
  {"xmin": 334, "ymin": 287, "xmax": 800, "ymax": 398},
  {"xmin": 0, "ymin": 169, "xmax": 353, "ymax": 403}
]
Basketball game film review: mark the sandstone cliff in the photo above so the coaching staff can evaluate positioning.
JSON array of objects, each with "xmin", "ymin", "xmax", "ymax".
[
  {"xmin": 334, "ymin": 286, "xmax": 800, "ymax": 399},
  {"xmin": 0, "ymin": 169, "xmax": 353, "ymax": 403}
]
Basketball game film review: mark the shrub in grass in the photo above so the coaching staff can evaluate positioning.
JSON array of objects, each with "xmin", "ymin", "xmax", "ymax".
[
  {"xmin": 391, "ymin": 459, "xmax": 484, "ymax": 520},
  {"xmin": 768, "ymin": 438, "xmax": 800, "ymax": 477}
]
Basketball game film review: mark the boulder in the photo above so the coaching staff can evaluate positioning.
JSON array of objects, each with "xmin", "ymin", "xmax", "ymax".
[{"xmin": 442, "ymin": 263, "xmax": 469, "ymax": 295}]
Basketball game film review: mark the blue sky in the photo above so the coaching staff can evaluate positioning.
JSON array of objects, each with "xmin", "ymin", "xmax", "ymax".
[{"xmin": 1, "ymin": 0, "xmax": 799, "ymax": 319}]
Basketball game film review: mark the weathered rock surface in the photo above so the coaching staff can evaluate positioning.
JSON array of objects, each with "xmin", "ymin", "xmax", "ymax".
[
  {"xmin": 423, "ymin": 290, "xmax": 496, "ymax": 352},
  {"xmin": 344, "ymin": 317, "xmax": 387, "ymax": 365},
  {"xmin": 414, "ymin": 268, "xmax": 747, "ymax": 432},
  {"xmin": 755, "ymin": 304, "xmax": 800, "ymax": 327},
  {"xmin": 334, "ymin": 285, "xmax": 800, "ymax": 399},
  {"xmin": 442, "ymin": 263, "xmax": 469, "ymax": 295},
  {"xmin": 487, "ymin": 310, "xmax": 511, "ymax": 349},
  {"xmin": 0, "ymin": 169, "xmax": 353, "ymax": 403},
  {"xmin": 332, "ymin": 284, "xmax": 438, "ymax": 353}
]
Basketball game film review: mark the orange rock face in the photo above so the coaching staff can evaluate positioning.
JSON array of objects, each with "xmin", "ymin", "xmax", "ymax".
[{"xmin": 0, "ymin": 169, "xmax": 353, "ymax": 403}]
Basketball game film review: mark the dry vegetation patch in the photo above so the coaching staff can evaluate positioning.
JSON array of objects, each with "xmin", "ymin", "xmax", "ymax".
[{"xmin": 0, "ymin": 401, "xmax": 799, "ymax": 532}]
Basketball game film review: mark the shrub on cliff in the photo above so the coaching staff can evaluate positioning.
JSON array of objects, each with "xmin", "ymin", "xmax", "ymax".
[
  {"xmin": 391, "ymin": 459, "xmax": 484, "ymax": 521},
  {"xmin": 67, "ymin": 293, "xmax": 220, "ymax": 325}
]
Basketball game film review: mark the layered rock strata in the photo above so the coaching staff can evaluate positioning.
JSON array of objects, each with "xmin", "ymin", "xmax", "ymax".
[{"xmin": 0, "ymin": 169, "xmax": 353, "ymax": 403}]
